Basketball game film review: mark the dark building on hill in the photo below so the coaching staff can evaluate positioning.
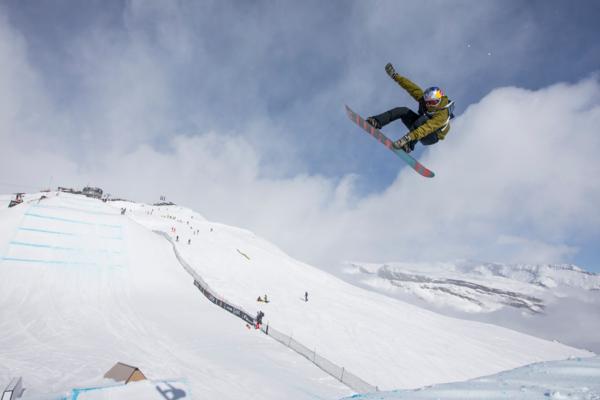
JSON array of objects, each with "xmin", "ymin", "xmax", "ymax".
[
  {"xmin": 82, "ymin": 186, "xmax": 103, "ymax": 199},
  {"xmin": 58, "ymin": 187, "xmax": 80, "ymax": 194}
]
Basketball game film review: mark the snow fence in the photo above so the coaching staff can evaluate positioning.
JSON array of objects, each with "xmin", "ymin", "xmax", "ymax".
[
  {"xmin": 155, "ymin": 230, "xmax": 378, "ymax": 394},
  {"xmin": 261, "ymin": 324, "xmax": 377, "ymax": 393}
]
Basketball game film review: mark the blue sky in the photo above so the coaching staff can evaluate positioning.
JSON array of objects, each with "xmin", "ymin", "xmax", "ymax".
[{"xmin": 1, "ymin": 1, "xmax": 599, "ymax": 272}]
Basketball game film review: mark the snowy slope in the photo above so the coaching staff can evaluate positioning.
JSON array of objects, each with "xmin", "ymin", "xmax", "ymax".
[
  {"xmin": 344, "ymin": 356, "xmax": 600, "ymax": 400},
  {"xmin": 342, "ymin": 261, "xmax": 600, "ymax": 352},
  {"xmin": 0, "ymin": 193, "xmax": 351, "ymax": 400},
  {"xmin": 118, "ymin": 200, "xmax": 593, "ymax": 390}
]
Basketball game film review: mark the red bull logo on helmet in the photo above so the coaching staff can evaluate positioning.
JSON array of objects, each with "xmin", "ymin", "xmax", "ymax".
[{"xmin": 424, "ymin": 87, "xmax": 444, "ymax": 107}]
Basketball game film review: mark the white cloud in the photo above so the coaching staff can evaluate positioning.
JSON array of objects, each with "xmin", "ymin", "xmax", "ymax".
[
  {"xmin": 4, "ymin": 77, "xmax": 600, "ymax": 270},
  {"xmin": 100, "ymin": 79, "xmax": 600, "ymax": 270},
  {"xmin": 1, "ymin": 3, "xmax": 599, "ymax": 272},
  {"xmin": 495, "ymin": 235, "xmax": 579, "ymax": 264}
]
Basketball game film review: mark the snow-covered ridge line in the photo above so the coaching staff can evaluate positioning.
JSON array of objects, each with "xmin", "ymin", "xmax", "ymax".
[
  {"xmin": 344, "ymin": 261, "xmax": 600, "ymax": 353},
  {"xmin": 155, "ymin": 229, "xmax": 377, "ymax": 394},
  {"xmin": 369, "ymin": 264, "xmax": 545, "ymax": 313}
]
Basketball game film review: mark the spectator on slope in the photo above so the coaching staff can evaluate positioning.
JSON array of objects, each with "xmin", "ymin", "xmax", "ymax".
[
  {"xmin": 255, "ymin": 311, "xmax": 264, "ymax": 329},
  {"xmin": 305, "ymin": 291, "xmax": 308, "ymax": 302}
]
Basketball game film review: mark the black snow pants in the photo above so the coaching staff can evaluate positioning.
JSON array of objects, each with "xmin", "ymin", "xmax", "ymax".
[{"xmin": 373, "ymin": 107, "xmax": 439, "ymax": 150}]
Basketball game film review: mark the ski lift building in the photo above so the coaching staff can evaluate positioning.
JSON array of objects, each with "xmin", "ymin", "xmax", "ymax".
[{"xmin": 82, "ymin": 186, "xmax": 103, "ymax": 199}]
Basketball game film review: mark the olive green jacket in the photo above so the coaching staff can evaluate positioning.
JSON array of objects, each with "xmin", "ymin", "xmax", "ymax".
[{"xmin": 392, "ymin": 75, "xmax": 452, "ymax": 141}]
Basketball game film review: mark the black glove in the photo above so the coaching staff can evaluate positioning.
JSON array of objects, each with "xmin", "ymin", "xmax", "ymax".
[{"xmin": 385, "ymin": 63, "xmax": 398, "ymax": 79}]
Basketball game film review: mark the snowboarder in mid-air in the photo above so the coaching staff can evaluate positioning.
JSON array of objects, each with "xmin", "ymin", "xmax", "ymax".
[{"xmin": 366, "ymin": 63, "xmax": 454, "ymax": 153}]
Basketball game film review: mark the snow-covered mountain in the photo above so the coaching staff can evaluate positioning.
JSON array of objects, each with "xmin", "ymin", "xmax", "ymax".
[
  {"xmin": 342, "ymin": 261, "xmax": 600, "ymax": 352},
  {"xmin": 0, "ymin": 192, "xmax": 595, "ymax": 399},
  {"xmin": 0, "ymin": 192, "xmax": 351, "ymax": 400}
]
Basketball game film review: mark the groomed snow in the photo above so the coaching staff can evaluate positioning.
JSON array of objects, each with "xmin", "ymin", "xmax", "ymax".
[
  {"xmin": 1, "ymin": 192, "xmax": 595, "ymax": 399},
  {"xmin": 0, "ymin": 193, "xmax": 350, "ymax": 399},
  {"xmin": 117, "ymin": 198, "xmax": 593, "ymax": 390},
  {"xmin": 343, "ymin": 356, "xmax": 600, "ymax": 399}
]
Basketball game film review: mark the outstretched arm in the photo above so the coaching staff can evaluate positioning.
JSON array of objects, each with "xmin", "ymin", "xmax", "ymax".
[{"xmin": 385, "ymin": 63, "xmax": 424, "ymax": 102}]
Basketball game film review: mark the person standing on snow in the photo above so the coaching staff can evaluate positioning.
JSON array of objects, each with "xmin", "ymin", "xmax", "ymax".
[
  {"xmin": 255, "ymin": 311, "xmax": 264, "ymax": 329},
  {"xmin": 366, "ymin": 63, "xmax": 455, "ymax": 153}
]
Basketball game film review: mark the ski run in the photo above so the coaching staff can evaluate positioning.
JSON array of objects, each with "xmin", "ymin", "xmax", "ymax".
[{"xmin": 0, "ymin": 191, "xmax": 596, "ymax": 399}]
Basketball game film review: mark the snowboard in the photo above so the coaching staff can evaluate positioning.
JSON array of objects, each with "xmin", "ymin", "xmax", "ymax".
[{"xmin": 345, "ymin": 105, "xmax": 435, "ymax": 178}]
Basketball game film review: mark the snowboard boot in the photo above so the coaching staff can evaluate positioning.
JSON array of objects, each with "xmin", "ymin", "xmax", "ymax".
[
  {"xmin": 366, "ymin": 117, "xmax": 381, "ymax": 129},
  {"xmin": 393, "ymin": 139, "xmax": 413, "ymax": 153}
]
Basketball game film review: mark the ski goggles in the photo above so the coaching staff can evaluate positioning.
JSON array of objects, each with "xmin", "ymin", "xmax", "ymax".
[{"xmin": 425, "ymin": 99, "xmax": 441, "ymax": 107}]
